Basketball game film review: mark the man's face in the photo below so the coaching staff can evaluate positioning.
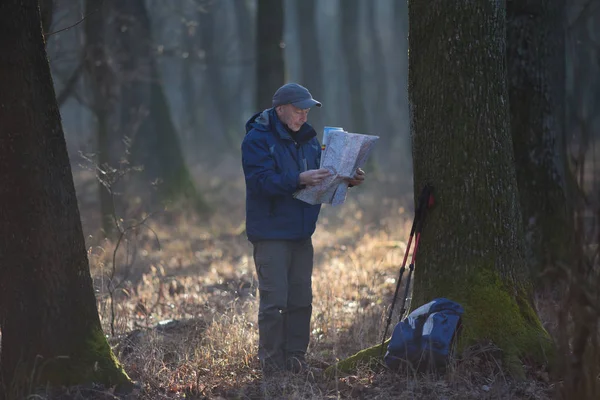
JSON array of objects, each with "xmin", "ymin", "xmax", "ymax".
[{"xmin": 277, "ymin": 104, "xmax": 309, "ymax": 132}]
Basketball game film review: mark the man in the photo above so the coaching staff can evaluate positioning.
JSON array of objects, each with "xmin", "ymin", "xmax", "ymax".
[{"xmin": 241, "ymin": 83, "xmax": 365, "ymax": 375}]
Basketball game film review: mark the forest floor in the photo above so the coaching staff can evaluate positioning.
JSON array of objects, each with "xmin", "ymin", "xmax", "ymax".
[{"xmin": 44, "ymin": 156, "xmax": 558, "ymax": 399}]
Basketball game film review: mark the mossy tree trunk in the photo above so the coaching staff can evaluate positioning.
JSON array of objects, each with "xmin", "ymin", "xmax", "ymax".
[
  {"xmin": 111, "ymin": 0, "xmax": 207, "ymax": 212},
  {"xmin": 408, "ymin": 0, "xmax": 551, "ymax": 374},
  {"xmin": 0, "ymin": 1, "xmax": 131, "ymax": 396},
  {"xmin": 506, "ymin": 0, "xmax": 574, "ymax": 281},
  {"xmin": 324, "ymin": 1, "xmax": 553, "ymax": 379},
  {"xmin": 256, "ymin": 0, "xmax": 284, "ymax": 110}
]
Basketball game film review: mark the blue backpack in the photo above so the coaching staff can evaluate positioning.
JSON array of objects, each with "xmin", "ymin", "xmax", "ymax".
[{"xmin": 384, "ymin": 298, "xmax": 464, "ymax": 372}]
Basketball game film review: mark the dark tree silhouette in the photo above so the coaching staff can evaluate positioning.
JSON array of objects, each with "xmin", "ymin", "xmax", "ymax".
[
  {"xmin": 233, "ymin": 0, "xmax": 254, "ymax": 118},
  {"xmin": 340, "ymin": 0, "xmax": 367, "ymax": 134},
  {"xmin": 506, "ymin": 0, "xmax": 574, "ymax": 280},
  {"xmin": 199, "ymin": 3, "xmax": 238, "ymax": 149},
  {"xmin": 40, "ymin": 0, "xmax": 54, "ymax": 35},
  {"xmin": 180, "ymin": 5, "xmax": 199, "ymax": 145},
  {"xmin": 0, "ymin": 0, "xmax": 131, "ymax": 395},
  {"xmin": 295, "ymin": 0, "xmax": 324, "ymax": 131},
  {"xmin": 256, "ymin": 0, "xmax": 284, "ymax": 110},
  {"xmin": 84, "ymin": 0, "xmax": 116, "ymax": 238},
  {"xmin": 365, "ymin": 2, "xmax": 395, "ymax": 156},
  {"xmin": 111, "ymin": 0, "xmax": 207, "ymax": 211}
]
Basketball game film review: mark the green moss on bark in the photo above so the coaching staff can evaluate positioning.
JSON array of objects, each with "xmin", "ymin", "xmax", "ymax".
[
  {"xmin": 323, "ymin": 341, "xmax": 388, "ymax": 378},
  {"xmin": 37, "ymin": 327, "xmax": 132, "ymax": 389},
  {"xmin": 452, "ymin": 269, "xmax": 554, "ymax": 378},
  {"xmin": 323, "ymin": 268, "xmax": 554, "ymax": 379}
]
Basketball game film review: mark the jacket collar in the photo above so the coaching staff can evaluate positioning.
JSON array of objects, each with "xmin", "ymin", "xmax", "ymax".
[{"xmin": 247, "ymin": 108, "xmax": 316, "ymax": 143}]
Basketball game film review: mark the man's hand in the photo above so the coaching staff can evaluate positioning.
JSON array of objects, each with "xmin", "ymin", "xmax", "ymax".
[
  {"xmin": 347, "ymin": 168, "xmax": 366, "ymax": 187},
  {"xmin": 299, "ymin": 168, "xmax": 331, "ymax": 186}
]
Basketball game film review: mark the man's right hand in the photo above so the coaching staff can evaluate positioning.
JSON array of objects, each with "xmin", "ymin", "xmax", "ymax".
[{"xmin": 299, "ymin": 168, "xmax": 331, "ymax": 186}]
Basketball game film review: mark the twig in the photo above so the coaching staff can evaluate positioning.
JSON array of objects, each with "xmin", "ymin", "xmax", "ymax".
[
  {"xmin": 44, "ymin": 1, "xmax": 104, "ymax": 39},
  {"xmin": 57, "ymin": 61, "xmax": 84, "ymax": 106},
  {"xmin": 568, "ymin": 0, "xmax": 598, "ymax": 30},
  {"xmin": 109, "ymin": 209, "xmax": 162, "ymax": 336}
]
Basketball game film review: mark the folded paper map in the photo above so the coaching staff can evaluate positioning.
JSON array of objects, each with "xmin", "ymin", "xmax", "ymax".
[{"xmin": 294, "ymin": 126, "xmax": 379, "ymax": 206}]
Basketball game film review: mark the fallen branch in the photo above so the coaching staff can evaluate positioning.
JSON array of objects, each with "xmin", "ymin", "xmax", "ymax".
[{"xmin": 323, "ymin": 340, "xmax": 389, "ymax": 378}]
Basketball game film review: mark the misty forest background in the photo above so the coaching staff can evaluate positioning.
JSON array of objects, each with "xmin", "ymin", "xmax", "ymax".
[
  {"xmin": 50, "ymin": 0, "xmax": 415, "ymax": 241},
  {"xmin": 5, "ymin": 0, "xmax": 600, "ymax": 398},
  {"xmin": 47, "ymin": 0, "xmax": 600, "ymax": 238}
]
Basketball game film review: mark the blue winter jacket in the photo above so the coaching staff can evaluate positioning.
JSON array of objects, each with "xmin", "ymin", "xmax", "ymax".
[{"xmin": 241, "ymin": 108, "xmax": 322, "ymax": 242}]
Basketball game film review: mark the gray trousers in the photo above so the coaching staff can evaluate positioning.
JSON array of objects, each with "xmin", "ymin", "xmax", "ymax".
[{"xmin": 252, "ymin": 238, "xmax": 314, "ymax": 370}]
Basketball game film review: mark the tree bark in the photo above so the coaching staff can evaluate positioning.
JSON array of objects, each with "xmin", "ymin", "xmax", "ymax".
[
  {"xmin": 0, "ymin": 0, "xmax": 131, "ymax": 395},
  {"xmin": 506, "ymin": 0, "xmax": 573, "ymax": 281},
  {"xmin": 409, "ymin": 0, "xmax": 551, "ymax": 375},
  {"xmin": 256, "ymin": 0, "xmax": 284, "ymax": 110},
  {"xmin": 40, "ymin": 0, "xmax": 54, "ymax": 38},
  {"xmin": 111, "ymin": 0, "xmax": 207, "ymax": 211}
]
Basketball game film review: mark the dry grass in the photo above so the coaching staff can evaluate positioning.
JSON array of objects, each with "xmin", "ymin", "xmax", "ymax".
[{"xmin": 34, "ymin": 163, "xmax": 563, "ymax": 399}]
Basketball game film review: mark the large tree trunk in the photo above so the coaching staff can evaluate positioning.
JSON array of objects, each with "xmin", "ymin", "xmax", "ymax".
[
  {"xmin": 295, "ymin": 0, "xmax": 324, "ymax": 132},
  {"xmin": 324, "ymin": 1, "xmax": 552, "ymax": 378},
  {"xmin": 111, "ymin": 0, "xmax": 207, "ymax": 211},
  {"xmin": 84, "ymin": 0, "xmax": 116, "ymax": 239},
  {"xmin": 409, "ymin": 0, "xmax": 551, "ymax": 375},
  {"xmin": 256, "ymin": 0, "xmax": 284, "ymax": 110},
  {"xmin": 506, "ymin": 0, "xmax": 573, "ymax": 281},
  {"xmin": 0, "ymin": 1, "xmax": 131, "ymax": 395}
]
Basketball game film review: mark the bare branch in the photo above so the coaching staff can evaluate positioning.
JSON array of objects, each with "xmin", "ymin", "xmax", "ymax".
[
  {"xmin": 44, "ymin": 1, "xmax": 103, "ymax": 39},
  {"xmin": 56, "ymin": 61, "xmax": 84, "ymax": 106},
  {"xmin": 568, "ymin": 0, "xmax": 598, "ymax": 29}
]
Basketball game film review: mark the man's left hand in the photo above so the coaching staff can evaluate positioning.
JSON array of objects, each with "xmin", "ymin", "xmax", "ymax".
[{"xmin": 347, "ymin": 168, "xmax": 365, "ymax": 187}]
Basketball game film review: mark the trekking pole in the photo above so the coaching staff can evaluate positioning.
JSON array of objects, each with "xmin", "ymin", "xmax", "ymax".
[
  {"xmin": 398, "ymin": 187, "xmax": 433, "ymax": 319},
  {"xmin": 380, "ymin": 183, "xmax": 434, "ymax": 357},
  {"xmin": 379, "ymin": 204, "xmax": 419, "ymax": 356}
]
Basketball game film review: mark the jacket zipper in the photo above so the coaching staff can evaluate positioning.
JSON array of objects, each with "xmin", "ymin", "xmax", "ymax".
[{"xmin": 298, "ymin": 141, "xmax": 306, "ymax": 237}]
